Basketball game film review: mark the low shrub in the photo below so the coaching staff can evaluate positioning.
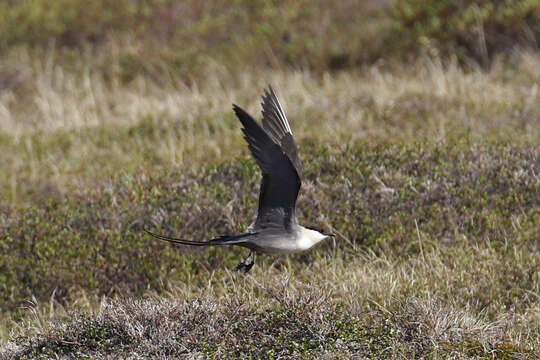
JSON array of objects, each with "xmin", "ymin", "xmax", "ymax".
[{"xmin": 388, "ymin": 0, "xmax": 540, "ymax": 65}]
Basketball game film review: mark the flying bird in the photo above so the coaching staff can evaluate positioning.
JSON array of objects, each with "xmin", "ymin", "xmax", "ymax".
[{"xmin": 145, "ymin": 86, "xmax": 334, "ymax": 273}]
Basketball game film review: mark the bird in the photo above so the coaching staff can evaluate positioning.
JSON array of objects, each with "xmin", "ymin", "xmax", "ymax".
[{"xmin": 145, "ymin": 85, "xmax": 334, "ymax": 273}]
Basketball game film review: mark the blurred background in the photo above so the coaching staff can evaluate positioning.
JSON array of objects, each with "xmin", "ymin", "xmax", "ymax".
[
  {"xmin": 1, "ymin": 1, "xmax": 539, "ymax": 355},
  {"xmin": 1, "ymin": 0, "xmax": 539, "ymax": 84}
]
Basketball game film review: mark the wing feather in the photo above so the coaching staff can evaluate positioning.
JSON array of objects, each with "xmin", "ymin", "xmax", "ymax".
[
  {"xmin": 233, "ymin": 94, "xmax": 301, "ymax": 232},
  {"xmin": 261, "ymin": 86, "xmax": 303, "ymax": 179}
]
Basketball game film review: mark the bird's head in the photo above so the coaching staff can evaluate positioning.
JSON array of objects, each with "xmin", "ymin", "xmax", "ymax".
[
  {"xmin": 306, "ymin": 226, "xmax": 336, "ymax": 237},
  {"xmin": 299, "ymin": 225, "xmax": 335, "ymax": 250},
  {"xmin": 304, "ymin": 225, "xmax": 335, "ymax": 240}
]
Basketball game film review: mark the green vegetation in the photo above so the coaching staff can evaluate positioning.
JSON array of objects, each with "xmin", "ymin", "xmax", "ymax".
[
  {"xmin": 389, "ymin": 0, "xmax": 540, "ymax": 64},
  {"xmin": 0, "ymin": 0, "xmax": 391, "ymax": 82},
  {"xmin": 2, "ymin": 0, "xmax": 538, "ymax": 82},
  {"xmin": 7, "ymin": 297, "xmax": 537, "ymax": 359},
  {"xmin": 1, "ymin": 0, "xmax": 539, "ymax": 358},
  {"xmin": 3, "ymin": 139, "xmax": 537, "ymax": 314},
  {"xmin": 0, "ymin": 0, "xmax": 149, "ymax": 47}
]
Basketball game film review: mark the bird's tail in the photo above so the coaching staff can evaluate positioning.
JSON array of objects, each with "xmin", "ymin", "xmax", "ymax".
[{"xmin": 144, "ymin": 228, "xmax": 254, "ymax": 247}]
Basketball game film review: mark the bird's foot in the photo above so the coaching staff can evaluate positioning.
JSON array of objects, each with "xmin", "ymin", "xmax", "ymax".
[
  {"xmin": 235, "ymin": 251, "xmax": 255, "ymax": 273},
  {"xmin": 235, "ymin": 261, "xmax": 246, "ymax": 272},
  {"xmin": 235, "ymin": 261, "xmax": 254, "ymax": 273}
]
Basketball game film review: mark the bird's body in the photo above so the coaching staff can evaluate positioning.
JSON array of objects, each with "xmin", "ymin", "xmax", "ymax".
[
  {"xmin": 239, "ymin": 226, "xmax": 327, "ymax": 254},
  {"xmin": 145, "ymin": 86, "xmax": 333, "ymax": 272}
]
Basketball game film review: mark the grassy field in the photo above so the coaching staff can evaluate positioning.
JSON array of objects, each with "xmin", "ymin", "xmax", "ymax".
[{"xmin": 1, "ymin": 1, "xmax": 540, "ymax": 358}]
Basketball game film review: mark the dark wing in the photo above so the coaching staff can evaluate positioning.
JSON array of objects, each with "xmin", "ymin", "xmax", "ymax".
[
  {"xmin": 233, "ymin": 100, "xmax": 301, "ymax": 232},
  {"xmin": 261, "ymin": 86, "xmax": 303, "ymax": 179}
]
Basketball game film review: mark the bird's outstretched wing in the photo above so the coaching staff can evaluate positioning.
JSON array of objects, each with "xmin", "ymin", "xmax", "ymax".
[
  {"xmin": 261, "ymin": 86, "xmax": 303, "ymax": 179},
  {"xmin": 233, "ymin": 86, "xmax": 302, "ymax": 232}
]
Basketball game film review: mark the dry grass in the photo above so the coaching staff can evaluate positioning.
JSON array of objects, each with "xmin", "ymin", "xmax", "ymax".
[
  {"xmin": 2, "ymin": 250, "xmax": 538, "ymax": 358},
  {"xmin": 3, "ymin": 51, "xmax": 540, "ymax": 138},
  {"xmin": 1, "ymin": 52, "xmax": 539, "ymax": 206},
  {"xmin": 1, "ymin": 2, "xmax": 539, "ymax": 357},
  {"xmin": 0, "ymin": 50, "xmax": 539, "ymax": 357}
]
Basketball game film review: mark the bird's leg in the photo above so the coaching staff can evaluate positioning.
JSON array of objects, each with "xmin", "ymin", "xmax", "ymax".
[
  {"xmin": 235, "ymin": 251, "xmax": 255, "ymax": 273},
  {"xmin": 244, "ymin": 251, "xmax": 255, "ymax": 273}
]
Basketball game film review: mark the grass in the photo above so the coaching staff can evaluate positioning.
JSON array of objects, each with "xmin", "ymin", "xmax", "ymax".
[
  {"xmin": 1, "ymin": 1, "xmax": 539, "ymax": 358},
  {"xmin": 0, "ymin": 0, "xmax": 392, "ymax": 84},
  {"xmin": 2, "ymin": 249, "xmax": 538, "ymax": 358},
  {"xmin": 2, "ymin": 53, "xmax": 539, "ymax": 205},
  {"xmin": 3, "ymin": 138, "xmax": 538, "ymax": 309},
  {"xmin": 388, "ymin": 0, "xmax": 540, "ymax": 65},
  {"xmin": 1, "ymin": 53, "xmax": 539, "ymax": 357}
]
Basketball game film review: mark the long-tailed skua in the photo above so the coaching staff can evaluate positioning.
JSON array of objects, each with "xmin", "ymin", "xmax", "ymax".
[{"xmin": 145, "ymin": 86, "xmax": 334, "ymax": 273}]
